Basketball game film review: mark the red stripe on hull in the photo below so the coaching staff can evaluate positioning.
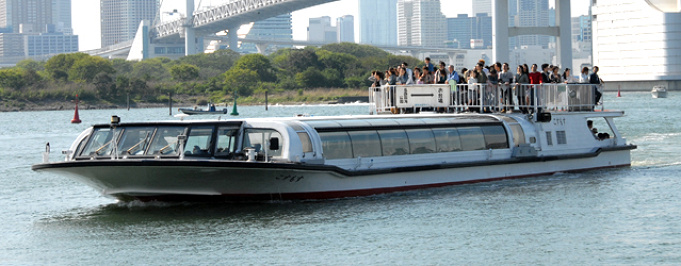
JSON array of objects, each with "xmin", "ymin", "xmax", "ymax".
[{"xmin": 127, "ymin": 163, "xmax": 631, "ymax": 202}]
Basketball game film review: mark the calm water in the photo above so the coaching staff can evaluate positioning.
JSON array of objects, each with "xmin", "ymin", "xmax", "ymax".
[{"xmin": 1, "ymin": 93, "xmax": 680, "ymax": 265}]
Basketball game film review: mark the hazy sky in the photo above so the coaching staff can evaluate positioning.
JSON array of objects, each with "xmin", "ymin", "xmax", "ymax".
[{"xmin": 72, "ymin": 0, "xmax": 591, "ymax": 51}]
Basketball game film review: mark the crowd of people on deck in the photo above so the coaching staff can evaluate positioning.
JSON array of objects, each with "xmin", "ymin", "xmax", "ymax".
[{"xmin": 370, "ymin": 57, "xmax": 604, "ymax": 112}]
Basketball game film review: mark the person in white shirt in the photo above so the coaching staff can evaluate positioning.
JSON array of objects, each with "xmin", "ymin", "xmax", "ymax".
[{"xmin": 579, "ymin": 67, "xmax": 590, "ymax": 83}]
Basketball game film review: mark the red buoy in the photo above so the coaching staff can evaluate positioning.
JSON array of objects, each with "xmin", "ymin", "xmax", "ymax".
[
  {"xmin": 617, "ymin": 85, "xmax": 621, "ymax": 97},
  {"xmin": 71, "ymin": 94, "xmax": 82, "ymax": 124}
]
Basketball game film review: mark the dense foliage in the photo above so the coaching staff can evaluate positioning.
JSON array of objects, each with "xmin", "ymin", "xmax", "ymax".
[{"xmin": 0, "ymin": 43, "xmax": 421, "ymax": 105}]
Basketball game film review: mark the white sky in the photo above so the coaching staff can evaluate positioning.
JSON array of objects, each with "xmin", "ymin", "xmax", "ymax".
[{"xmin": 72, "ymin": 0, "xmax": 591, "ymax": 51}]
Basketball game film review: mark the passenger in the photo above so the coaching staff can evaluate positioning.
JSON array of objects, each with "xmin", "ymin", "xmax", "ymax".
[
  {"xmin": 550, "ymin": 66, "xmax": 562, "ymax": 83},
  {"xmin": 447, "ymin": 65, "xmax": 459, "ymax": 84},
  {"xmin": 435, "ymin": 62, "xmax": 447, "ymax": 84},
  {"xmin": 459, "ymin": 67, "xmax": 468, "ymax": 84},
  {"xmin": 421, "ymin": 66, "xmax": 434, "ymax": 84},
  {"xmin": 475, "ymin": 62, "xmax": 487, "ymax": 84},
  {"xmin": 424, "ymin": 57, "xmax": 435, "ymax": 73},
  {"xmin": 371, "ymin": 71, "xmax": 385, "ymax": 87},
  {"xmin": 541, "ymin": 63, "xmax": 551, "ymax": 84},
  {"xmin": 402, "ymin": 62, "xmax": 413, "ymax": 84},
  {"xmin": 386, "ymin": 68, "xmax": 398, "ymax": 85},
  {"xmin": 527, "ymin": 64, "xmax": 542, "ymax": 113},
  {"xmin": 413, "ymin": 67, "xmax": 423, "ymax": 84},
  {"xmin": 398, "ymin": 67, "xmax": 413, "ymax": 85},
  {"xmin": 499, "ymin": 63, "xmax": 514, "ymax": 111},
  {"xmin": 563, "ymin": 68, "xmax": 578, "ymax": 83},
  {"xmin": 209, "ymin": 104, "xmax": 216, "ymax": 112},
  {"xmin": 467, "ymin": 70, "xmax": 479, "ymax": 111},
  {"xmin": 478, "ymin": 59, "xmax": 489, "ymax": 76},
  {"xmin": 515, "ymin": 65, "xmax": 530, "ymax": 113},
  {"xmin": 494, "ymin": 62, "xmax": 502, "ymax": 78},
  {"xmin": 486, "ymin": 68, "xmax": 500, "ymax": 112},
  {"xmin": 590, "ymin": 66, "xmax": 603, "ymax": 106},
  {"xmin": 579, "ymin": 67, "xmax": 590, "ymax": 83}
]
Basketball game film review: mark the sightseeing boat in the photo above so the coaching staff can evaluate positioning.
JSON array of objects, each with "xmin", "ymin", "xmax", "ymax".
[{"xmin": 32, "ymin": 83, "xmax": 636, "ymax": 202}]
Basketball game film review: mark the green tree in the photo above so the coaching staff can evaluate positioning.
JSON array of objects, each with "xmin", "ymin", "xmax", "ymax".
[
  {"xmin": 131, "ymin": 58, "xmax": 169, "ymax": 81},
  {"xmin": 295, "ymin": 67, "xmax": 326, "ymax": 89},
  {"xmin": 232, "ymin": 54, "xmax": 276, "ymax": 82},
  {"xmin": 321, "ymin": 43, "xmax": 389, "ymax": 58},
  {"xmin": 0, "ymin": 68, "xmax": 26, "ymax": 90},
  {"xmin": 69, "ymin": 56, "xmax": 115, "ymax": 83},
  {"xmin": 223, "ymin": 67, "xmax": 258, "ymax": 96},
  {"xmin": 44, "ymin": 53, "xmax": 88, "ymax": 81},
  {"xmin": 169, "ymin": 63, "xmax": 200, "ymax": 81},
  {"xmin": 93, "ymin": 72, "xmax": 116, "ymax": 99}
]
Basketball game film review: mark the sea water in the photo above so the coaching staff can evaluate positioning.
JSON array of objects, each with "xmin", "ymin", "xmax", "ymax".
[{"xmin": 1, "ymin": 92, "xmax": 680, "ymax": 265}]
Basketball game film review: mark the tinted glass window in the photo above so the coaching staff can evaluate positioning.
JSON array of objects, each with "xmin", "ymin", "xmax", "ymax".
[
  {"xmin": 117, "ymin": 127, "xmax": 156, "ymax": 156},
  {"xmin": 243, "ymin": 129, "xmax": 282, "ymax": 157},
  {"xmin": 481, "ymin": 125, "xmax": 509, "ymax": 149},
  {"xmin": 79, "ymin": 128, "xmax": 114, "ymax": 156},
  {"xmin": 509, "ymin": 124, "xmax": 525, "ymax": 146},
  {"xmin": 185, "ymin": 126, "xmax": 214, "ymax": 156},
  {"xmin": 215, "ymin": 126, "xmax": 240, "ymax": 157},
  {"xmin": 148, "ymin": 126, "xmax": 186, "ymax": 156},
  {"xmin": 433, "ymin": 128, "xmax": 462, "ymax": 152},
  {"xmin": 405, "ymin": 129, "xmax": 436, "ymax": 154},
  {"xmin": 349, "ymin": 131, "xmax": 382, "ymax": 157},
  {"xmin": 319, "ymin": 132, "xmax": 353, "ymax": 159},
  {"xmin": 458, "ymin": 126, "xmax": 486, "ymax": 151},
  {"xmin": 378, "ymin": 130, "xmax": 409, "ymax": 156}
]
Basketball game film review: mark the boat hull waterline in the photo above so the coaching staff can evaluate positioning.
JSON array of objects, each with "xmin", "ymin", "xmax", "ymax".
[{"xmin": 34, "ymin": 148, "xmax": 632, "ymax": 201}]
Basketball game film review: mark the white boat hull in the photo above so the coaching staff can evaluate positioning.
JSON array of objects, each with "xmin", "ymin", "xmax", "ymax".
[{"xmin": 38, "ymin": 148, "xmax": 632, "ymax": 201}]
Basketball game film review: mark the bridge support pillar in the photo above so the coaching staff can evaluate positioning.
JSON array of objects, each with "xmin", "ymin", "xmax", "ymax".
[
  {"xmin": 184, "ymin": 0, "xmax": 197, "ymax": 56},
  {"xmin": 228, "ymin": 27, "xmax": 239, "ymax": 51},
  {"xmin": 556, "ymin": 0, "xmax": 573, "ymax": 70},
  {"xmin": 492, "ymin": 0, "xmax": 509, "ymax": 64}
]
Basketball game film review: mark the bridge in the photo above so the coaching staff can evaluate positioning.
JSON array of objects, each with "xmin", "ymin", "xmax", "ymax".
[{"xmin": 85, "ymin": 0, "xmax": 573, "ymax": 69}]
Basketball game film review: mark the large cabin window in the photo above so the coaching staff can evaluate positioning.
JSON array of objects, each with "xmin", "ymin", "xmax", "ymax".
[
  {"xmin": 80, "ymin": 128, "xmax": 114, "ymax": 157},
  {"xmin": 243, "ymin": 129, "xmax": 282, "ymax": 157},
  {"xmin": 117, "ymin": 127, "xmax": 156, "ymax": 156},
  {"xmin": 433, "ymin": 128, "xmax": 462, "ymax": 152},
  {"xmin": 215, "ymin": 126, "xmax": 240, "ymax": 157},
  {"xmin": 319, "ymin": 132, "xmax": 353, "ymax": 159},
  {"xmin": 148, "ymin": 126, "xmax": 186, "ymax": 156},
  {"xmin": 458, "ymin": 127, "xmax": 486, "ymax": 151},
  {"xmin": 481, "ymin": 125, "xmax": 509, "ymax": 149},
  {"xmin": 378, "ymin": 130, "xmax": 409, "ymax": 156},
  {"xmin": 348, "ymin": 131, "xmax": 382, "ymax": 158},
  {"xmin": 405, "ymin": 129, "xmax": 436, "ymax": 154},
  {"xmin": 185, "ymin": 126, "xmax": 214, "ymax": 156}
]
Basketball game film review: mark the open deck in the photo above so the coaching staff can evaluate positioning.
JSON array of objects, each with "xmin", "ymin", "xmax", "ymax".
[{"xmin": 369, "ymin": 83, "xmax": 603, "ymax": 116}]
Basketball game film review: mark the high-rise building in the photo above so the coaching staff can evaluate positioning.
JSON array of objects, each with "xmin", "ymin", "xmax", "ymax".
[
  {"xmin": 53, "ymin": 0, "xmax": 73, "ymax": 34},
  {"xmin": 308, "ymin": 16, "xmax": 337, "ymax": 43},
  {"xmin": 358, "ymin": 0, "xmax": 397, "ymax": 46},
  {"xmin": 446, "ymin": 13, "xmax": 492, "ymax": 49},
  {"xmin": 397, "ymin": 0, "xmax": 446, "ymax": 47},
  {"xmin": 100, "ymin": 0, "xmax": 159, "ymax": 47},
  {"xmin": 516, "ymin": 0, "xmax": 550, "ymax": 48},
  {"xmin": 0, "ymin": 0, "xmax": 53, "ymax": 33},
  {"xmin": 337, "ymin": 15, "xmax": 354, "ymax": 43},
  {"xmin": 472, "ymin": 0, "xmax": 492, "ymax": 16},
  {"xmin": 241, "ymin": 13, "xmax": 293, "ymax": 54},
  {"xmin": 447, "ymin": 14, "xmax": 473, "ymax": 49},
  {"xmin": 592, "ymin": 0, "xmax": 681, "ymax": 87}
]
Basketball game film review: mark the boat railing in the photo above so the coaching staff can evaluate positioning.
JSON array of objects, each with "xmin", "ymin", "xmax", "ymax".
[{"xmin": 369, "ymin": 83, "xmax": 602, "ymax": 115}]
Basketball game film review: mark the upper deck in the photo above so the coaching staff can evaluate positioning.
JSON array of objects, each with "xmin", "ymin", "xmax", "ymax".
[{"xmin": 369, "ymin": 83, "xmax": 604, "ymax": 119}]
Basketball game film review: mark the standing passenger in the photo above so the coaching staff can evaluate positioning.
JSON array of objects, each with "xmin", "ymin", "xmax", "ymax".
[{"xmin": 424, "ymin": 57, "xmax": 435, "ymax": 73}]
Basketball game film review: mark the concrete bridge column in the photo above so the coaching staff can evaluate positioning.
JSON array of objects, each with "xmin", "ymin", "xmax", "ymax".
[
  {"xmin": 184, "ymin": 0, "xmax": 196, "ymax": 56},
  {"xmin": 228, "ymin": 27, "xmax": 239, "ymax": 51},
  {"xmin": 492, "ymin": 0, "xmax": 509, "ymax": 64},
  {"xmin": 556, "ymin": 0, "xmax": 573, "ymax": 70}
]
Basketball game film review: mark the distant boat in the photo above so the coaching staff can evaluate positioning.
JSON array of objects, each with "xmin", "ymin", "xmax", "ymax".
[
  {"xmin": 651, "ymin": 86, "xmax": 667, "ymax": 98},
  {"xmin": 178, "ymin": 104, "xmax": 227, "ymax": 115}
]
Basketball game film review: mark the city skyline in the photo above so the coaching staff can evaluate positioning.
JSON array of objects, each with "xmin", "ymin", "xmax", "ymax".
[{"xmin": 71, "ymin": 0, "xmax": 591, "ymax": 51}]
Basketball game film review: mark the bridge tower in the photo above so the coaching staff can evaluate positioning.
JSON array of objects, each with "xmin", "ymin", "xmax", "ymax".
[
  {"xmin": 492, "ymin": 0, "xmax": 573, "ymax": 70},
  {"xmin": 184, "ymin": 0, "xmax": 197, "ymax": 56}
]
